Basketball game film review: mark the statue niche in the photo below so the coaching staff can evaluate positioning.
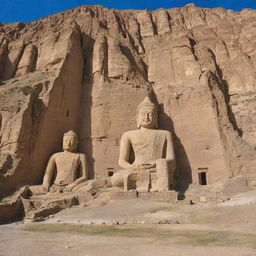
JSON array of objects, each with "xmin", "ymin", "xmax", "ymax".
[
  {"xmin": 111, "ymin": 96, "xmax": 175, "ymax": 192},
  {"xmin": 42, "ymin": 130, "xmax": 88, "ymax": 193},
  {"xmin": 20, "ymin": 130, "xmax": 89, "ymax": 221},
  {"xmin": 30, "ymin": 130, "xmax": 88, "ymax": 195}
]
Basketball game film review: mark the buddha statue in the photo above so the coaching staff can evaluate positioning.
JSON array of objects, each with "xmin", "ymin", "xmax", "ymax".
[
  {"xmin": 41, "ymin": 130, "xmax": 88, "ymax": 193},
  {"xmin": 19, "ymin": 131, "xmax": 88, "ymax": 220},
  {"xmin": 111, "ymin": 96, "xmax": 175, "ymax": 192}
]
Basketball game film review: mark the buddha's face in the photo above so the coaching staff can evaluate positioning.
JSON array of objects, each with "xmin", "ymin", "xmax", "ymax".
[
  {"xmin": 137, "ymin": 107, "xmax": 157, "ymax": 129},
  {"xmin": 63, "ymin": 135, "xmax": 78, "ymax": 152}
]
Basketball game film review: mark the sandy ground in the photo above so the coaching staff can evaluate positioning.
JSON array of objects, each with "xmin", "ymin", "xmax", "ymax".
[
  {"xmin": 0, "ymin": 222, "xmax": 256, "ymax": 256},
  {"xmin": 1, "ymin": 192, "xmax": 256, "ymax": 256}
]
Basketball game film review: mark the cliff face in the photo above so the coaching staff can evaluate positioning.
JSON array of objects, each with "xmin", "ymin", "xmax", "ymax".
[{"xmin": 0, "ymin": 4, "xmax": 256, "ymax": 194}]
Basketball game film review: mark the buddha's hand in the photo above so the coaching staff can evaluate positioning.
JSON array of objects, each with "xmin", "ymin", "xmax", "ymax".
[
  {"xmin": 63, "ymin": 184, "xmax": 75, "ymax": 193},
  {"xmin": 133, "ymin": 163, "xmax": 156, "ymax": 170},
  {"xmin": 42, "ymin": 183, "xmax": 49, "ymax": 192},
  {"xmin": 143, "ymin": 163, "xmax": 156, "ymax": 169}
]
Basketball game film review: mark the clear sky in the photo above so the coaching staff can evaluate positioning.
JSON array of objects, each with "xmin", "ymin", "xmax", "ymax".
[{"xmin": 1, "ymin": 0, "xmax": 256, "ymax": 23}]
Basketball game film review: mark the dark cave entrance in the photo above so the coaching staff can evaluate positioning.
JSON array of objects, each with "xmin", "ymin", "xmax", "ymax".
[{"xmin": 198, "ymin": 169, "xmax": 208, "ymax": 185}]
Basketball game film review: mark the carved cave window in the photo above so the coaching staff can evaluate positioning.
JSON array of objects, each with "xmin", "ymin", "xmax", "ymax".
[{"xmin": 198, "ymin": 168, "xmax": 208, "ymax": 185}]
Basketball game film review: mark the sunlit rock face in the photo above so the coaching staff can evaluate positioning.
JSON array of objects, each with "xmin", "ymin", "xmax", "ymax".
[{"xmin": 0, "ymin": 4, "xmax": 256, "ymax": 194}]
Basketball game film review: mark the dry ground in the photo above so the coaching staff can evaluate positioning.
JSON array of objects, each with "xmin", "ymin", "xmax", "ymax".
[{"xmin": 0, "ymin": 192, "xmax": 256, "ymax": 256}]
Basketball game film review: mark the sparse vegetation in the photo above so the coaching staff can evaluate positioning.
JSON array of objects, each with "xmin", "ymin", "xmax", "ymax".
[
  {"xmin": 149, "ymin": 205, "xmax": 171, "ymax": 213},
  {"xmin": 24, "ymin": 224, "xmax": 256, "ymax": 248}
]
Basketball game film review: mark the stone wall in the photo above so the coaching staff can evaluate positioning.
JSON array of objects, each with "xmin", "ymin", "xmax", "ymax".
[{"xmin": 0, "ymin": 4, "xmax": 256, "ymax": 194}]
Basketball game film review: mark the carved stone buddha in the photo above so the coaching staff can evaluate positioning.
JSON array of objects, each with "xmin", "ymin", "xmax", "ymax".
[
  {"xmin": 111, "ymin": 96, "xmax": 175, "ymax": 192},
  {"xmin": 41, "ymin": 130, "xmax": 88, "ymax": 193}
]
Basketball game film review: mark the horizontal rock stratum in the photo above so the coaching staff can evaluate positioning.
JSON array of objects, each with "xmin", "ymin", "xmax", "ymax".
[{"xmin": 0, "ymin": 4, "xmax": 256, "ymax": 194}]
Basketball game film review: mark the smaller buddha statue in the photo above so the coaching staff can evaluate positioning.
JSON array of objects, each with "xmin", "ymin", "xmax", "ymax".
[
  {"xmin": 19, "ymin": 131, "xmax": 89, "ymax": 220},
  {"xmin": 41, "ymin": 130, "xmax": 88, "ymax": 193},
  {"xmin": 111, "ymin": 96, "xmax": 175, "ymax": 192}
]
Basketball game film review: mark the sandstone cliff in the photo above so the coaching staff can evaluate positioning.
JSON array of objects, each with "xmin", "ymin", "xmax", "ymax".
[{"xmin": 0, "ymin": 4, "xmax": 256, "ymax": 194}]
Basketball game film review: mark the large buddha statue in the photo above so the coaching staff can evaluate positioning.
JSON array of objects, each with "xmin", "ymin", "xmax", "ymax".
[
  {"xmin": 111, "ymin": 96, "xmax": 175, "ymax": 192},
  {"xmin": 41, "ymin": 130, "xmax": 88, "ymax": 193}
]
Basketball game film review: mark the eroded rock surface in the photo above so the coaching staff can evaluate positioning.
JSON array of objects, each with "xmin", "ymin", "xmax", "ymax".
[{"xmin": 0, "ymin": 4, "xmax": 256, "ymax": 196}]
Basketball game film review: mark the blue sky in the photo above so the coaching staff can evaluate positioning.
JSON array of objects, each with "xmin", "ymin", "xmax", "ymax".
[{"xmin": 1, "ymin": 0, "xmax": 256, "ymax": 23}]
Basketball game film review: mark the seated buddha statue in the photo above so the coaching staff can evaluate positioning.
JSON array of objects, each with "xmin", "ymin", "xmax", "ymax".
[
  {"xmin": 40, "ymin": 130, "xmax": 88, "ymax": 193},
  {"xmin": 19, "ymin": 130, "xmax": 89, "ymax": 220},
  {"xmin": 111, "ymin": 96, "xmax": 175, "ymax": 192}
]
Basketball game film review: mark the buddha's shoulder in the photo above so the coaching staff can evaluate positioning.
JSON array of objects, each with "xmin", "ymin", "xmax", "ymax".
[
  {"xmin": 51, "ymin": 152, "xmax": 63, "ymax": 158},
  {"xmin": 122, "ymin": 129, "xmax": 172, "ymax": 137},
  {"xmin": 78, "ymin": 152, "xmax": 86, "ymax": 158},
  {"xmin": 121, "ymin": 129, "xmax": 140, "ymax": 138},
  {"xmin": 52, "ymin": 152, "xmax": 82, "ymax": 158},
  {"xmin": 156, "ymin": 129, "xmax": 172, "ymax": 136}
]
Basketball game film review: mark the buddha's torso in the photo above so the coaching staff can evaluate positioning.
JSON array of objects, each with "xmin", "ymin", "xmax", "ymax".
[
  {"xmin": 54, "ymin": 152, "xmax": 80, "ymax": 186},
  {"xmin": 127, "ymin": 129, "xmax": 167, "ymax": 166}
]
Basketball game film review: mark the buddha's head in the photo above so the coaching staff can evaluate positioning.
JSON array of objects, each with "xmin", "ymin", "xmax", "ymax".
[
  {"xmin": 137, "ymin": 97, "xmax": 158, "ymax": 129},
  {"xmin": 63, "ymin": 130, "xmax": 78, "ymax": 152}
]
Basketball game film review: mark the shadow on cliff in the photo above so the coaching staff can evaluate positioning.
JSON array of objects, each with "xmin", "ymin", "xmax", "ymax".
[
  {"xmin": 78, "ymin": 33, "xmax": 95, "ymax": 179},
  {"xmin": 150, "ymin": 90, "xmax": 192, "ymax": 195},
  {"xmin": 209, "ymin": 49, "xmax": 243, "ymax": 137}
]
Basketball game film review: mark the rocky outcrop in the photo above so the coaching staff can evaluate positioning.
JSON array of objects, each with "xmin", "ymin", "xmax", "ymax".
[
  {"xmin": 0, "ymin": 21, "xmax": 84, "ymax": 194},
  {"xmin": 0, "ymin": 4, "xmax": 256, "ymax": 194}
]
